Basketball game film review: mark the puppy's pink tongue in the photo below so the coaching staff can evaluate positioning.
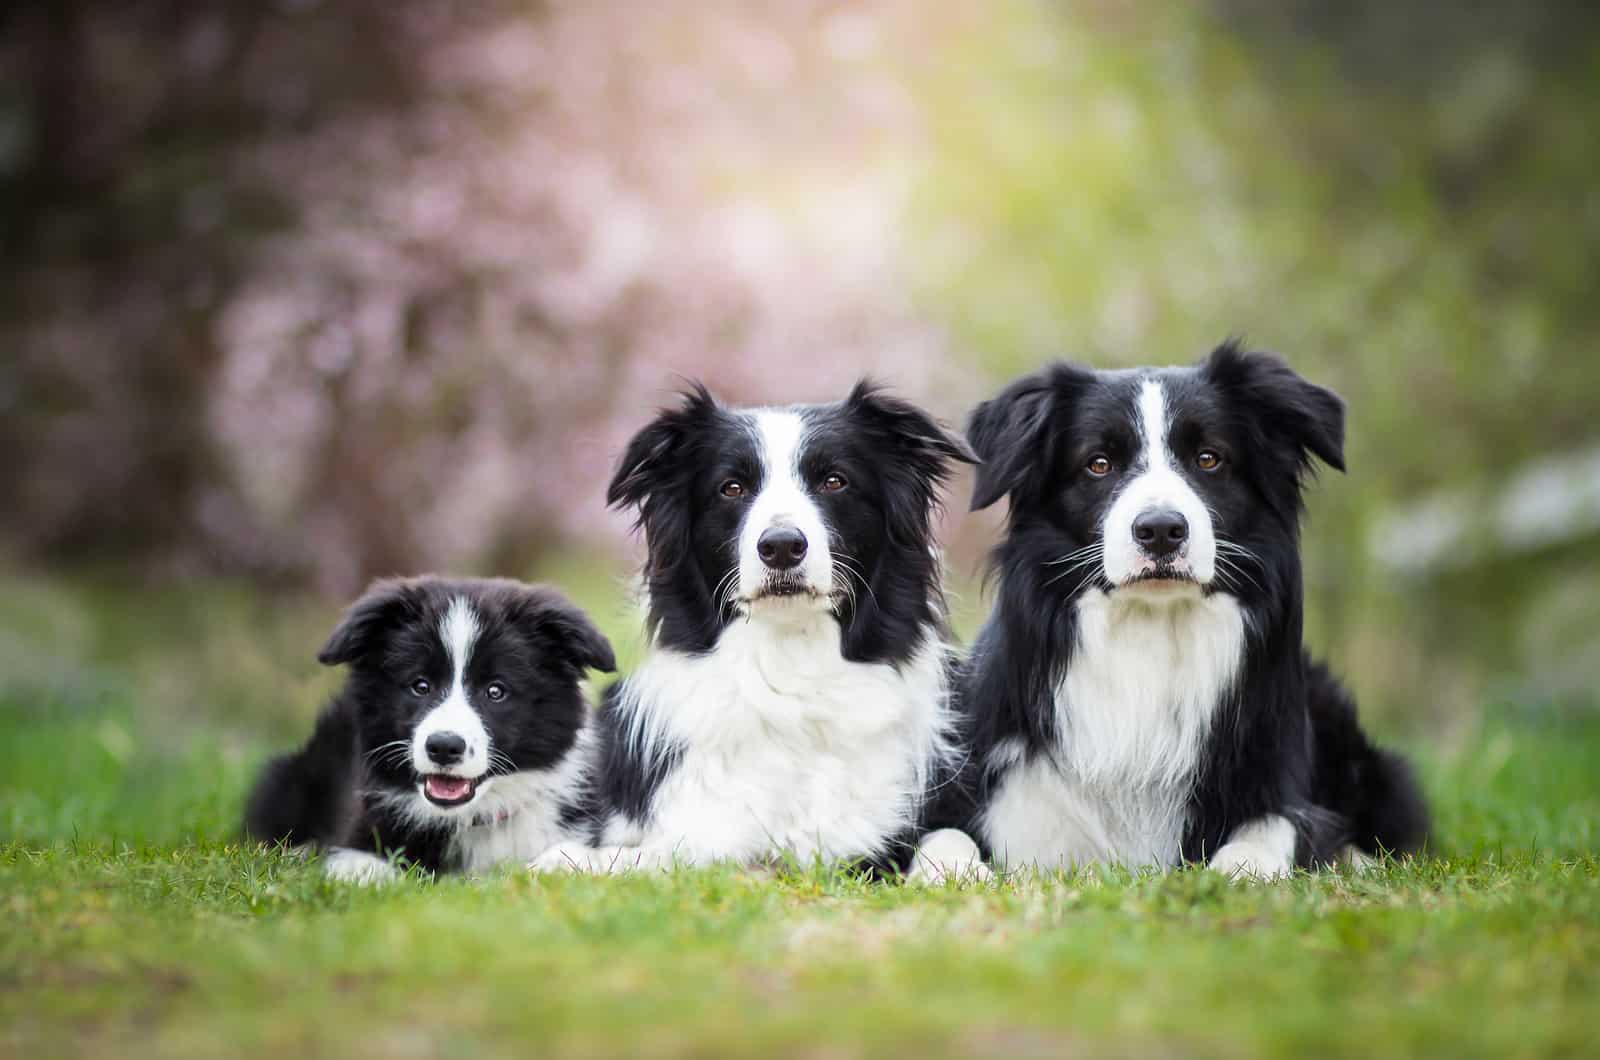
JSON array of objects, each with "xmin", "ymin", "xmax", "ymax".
[{"xmin": 426, "ymin": 776, "xmax": 472, "ymax": 801}]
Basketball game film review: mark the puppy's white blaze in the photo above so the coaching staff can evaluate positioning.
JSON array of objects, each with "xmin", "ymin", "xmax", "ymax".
[
  {"xmin": 1209, "ymin": 814, "xmax": 1297, "ymax": 880},
  {"xmin": 981, "ymin": 586, "xmax": 1245, "ymax": 871},
  {"xmin": 411, "ymin": 596, "xmax": 490, "ymax": 781},
  {"xmin": 738, "ymin": 410, "xmax": 834, "ymax": 604},
  {"xmin": 1101, "ymin": 378, "xmax": 1217, "ymax": 587}
]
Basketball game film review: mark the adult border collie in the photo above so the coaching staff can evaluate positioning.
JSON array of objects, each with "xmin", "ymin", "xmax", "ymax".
[
  {"xmin": 949, "ymin": 341, "xmax": 1426, "ymax": 877},
  {"xmin": 246, "ymin": 576, "xmax": 615, "ymax": 883},
  {"xmin": 533, "ymin": 381, "xmax": 985, "ymax": 877}
]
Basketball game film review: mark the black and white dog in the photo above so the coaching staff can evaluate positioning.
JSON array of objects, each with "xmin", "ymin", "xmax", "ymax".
[
  {"xmin": 246, "ymin": 576, "xmax": 616, "ymax": 883},
  {"xmin": 947, "ymin": 342, "xmax": 1427, "ymax": 877},
  {"xmin": 533, "ymin": 381, "xmax": 984, "ymax": 876}
]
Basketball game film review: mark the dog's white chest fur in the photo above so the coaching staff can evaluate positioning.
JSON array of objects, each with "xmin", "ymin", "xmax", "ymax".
[
  {"xmin": 983, "ymin": 589, "xmax": 1246, "ymax": 870},
  {"xmin": 604, "ymin": 610, "xmax": 953, "ymax": 864},
  {"xmin": 452, "ymin": 750, "xmax": 589, "ymax": 873}
]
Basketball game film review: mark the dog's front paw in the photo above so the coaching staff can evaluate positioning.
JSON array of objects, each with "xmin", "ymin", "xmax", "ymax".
[
  {"xmin": 322, "ymin": 848, "xmax": 400, "ymax": 886},
  {"xmin": 906, "ymin": 828, "xmax": 994, "ymax": 885},
  {"xmin": 529, "ymin": 843, "xmax": 601, "ymax": 874},
  {"xmin": 1208, "ymin": 841, "xmax": 1293, "ymax": 881},
  {"xmin": 1207, "ymin": 814, "xmax": 1296, "ymax": 882}
]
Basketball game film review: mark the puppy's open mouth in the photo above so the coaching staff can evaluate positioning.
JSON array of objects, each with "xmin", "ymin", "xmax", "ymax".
[{"xmin": 421, "ymin": 775, "xmax": 481, "ymax": 807}]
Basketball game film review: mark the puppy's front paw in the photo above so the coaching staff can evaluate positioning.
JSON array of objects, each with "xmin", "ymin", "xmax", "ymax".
[
  {"xmin": 529, "ymin": 843, "xmax": 601, "ymax": 874},
  {"xmin": 906, "ymin": 828, "xmax": 994, "ymax": 885},
  {"xmin": 322, "ymin": 848, "xmax": 400, "ymax": 886}
]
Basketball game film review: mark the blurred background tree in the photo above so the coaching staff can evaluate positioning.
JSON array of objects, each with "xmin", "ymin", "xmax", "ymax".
[{"xmin": 2, "ymin": 0, "xmax": 1596, "ymax": 723}]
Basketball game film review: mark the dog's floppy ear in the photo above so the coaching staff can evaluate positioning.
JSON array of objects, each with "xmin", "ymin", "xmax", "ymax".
[
  {"xmin": 317, "ymin": 578, "xmax": 419, "ymax": 666},
  {"xmin": 1203, "ymin": 340, "xmax": 1346, "ymax": 473},
  {"xmin": 846, "ymin": 379, "xmax": 977, "ymax": 479},
  {"xmin": 509, "ymin": 587, "xmax": 617, "ymax": 676},
  {"xmin": 967, "ymin": 363, "xmax": 1091, "ymax": 511},
  {"xmin": 606, "ymin": 383, "xmax": 720, "ymax": 511}
]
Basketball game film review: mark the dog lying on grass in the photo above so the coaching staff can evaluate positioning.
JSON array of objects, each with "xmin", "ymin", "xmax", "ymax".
[{"xmin": 245, "ymin": 576, "xmax": 615, "ymax": 882}]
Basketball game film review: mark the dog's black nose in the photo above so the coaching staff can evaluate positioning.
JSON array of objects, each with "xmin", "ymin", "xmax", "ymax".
[
  {"xmin": 757, "ymin": 526, "xmax": 808, "ymax": 570},
  {"xmin": 1133, "ymin": 509, "xmax": 1189, "ymax": 557},
  {"xmin": 424, "ymin": 731, "xmax": 467, "ymax": 765}
]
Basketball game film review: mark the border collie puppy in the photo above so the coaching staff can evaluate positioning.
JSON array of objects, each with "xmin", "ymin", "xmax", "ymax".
[
  {"xmin": 533, "ymin": 381, "xmax": 983, "ymax": 877},
  {"xmin": 246, "ymin": 576, "xmax": 616, "ymax": 883},
  {"xmin": 950, "ymin": 341, "xmax": 1427, "ymax": 878}
]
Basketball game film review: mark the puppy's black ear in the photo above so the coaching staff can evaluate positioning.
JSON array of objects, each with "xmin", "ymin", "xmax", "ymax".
[
  {"xmin": 967, "ymin": 364, "xmax": 1090, "ymax": 511},
  {"xmin": 510, "ymin": 587, "xmax": 617, "ymax": 675},
  {"xmin": 1203, "ymin": 340, "xmax": 1346, "ymax": 472},
  {"xmin": 607, "ymin": 383, "xmax": 720, "ymax": 511},
  {"xmin": 317, "ymin": 578, "xmax": 419, "ymax": 666},
  {"xmin": 846, "ymin": 379, "xmax": 977, "ymax": 479}
]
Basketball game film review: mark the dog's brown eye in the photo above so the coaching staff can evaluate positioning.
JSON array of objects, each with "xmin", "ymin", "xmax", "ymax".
[
  {"xmin": 820, "ymin": 472, "xmax": 848, "ymax": 493},
  {"xmin": 720, "ymin": 479, "xmax": 745, "ymax": 499},
  {"xmin": 485, "ymin": 682, "xmax": 507, "ymax": 702},
  {"xmin": 1196, "ymin": 450, "xmax": 1223, "ymax": 472},
  {"xmin": 1086, "ymin": 455, "xmax": 1113, "ymax": 477},
  {"xmin": 409, "ymin": 678, "xmax": 431, "ymax": 696}
]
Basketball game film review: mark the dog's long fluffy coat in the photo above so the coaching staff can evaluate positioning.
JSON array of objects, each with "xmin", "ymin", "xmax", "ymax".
[
  {"xmin": 934, "ymin": 342, "xmax": 1426, "ymax": 875},
  {"xmin": 537, "ymin": 382, "xmax": 976, "ymax": 874}
]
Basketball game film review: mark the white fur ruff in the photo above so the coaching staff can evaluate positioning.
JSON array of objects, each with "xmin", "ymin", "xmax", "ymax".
[
  {"xmin": 982, "ymin": 586, "xmax": 1246, "ymax": 871},
  {"xmin": 580, "ymin": 609, "xmax": 957, "ymax": 870}
]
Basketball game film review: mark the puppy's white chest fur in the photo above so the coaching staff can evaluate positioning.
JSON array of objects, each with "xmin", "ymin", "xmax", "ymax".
[
  {"xmin": 453, "ymin": 747, "xmax": 590, "ymax": 873},
  {"xmin": 983, "ymin": 589, "xmax": 1246, "ymax": 870},
  {"xmin": 606, "ymin": 609, "xmax": 953, "ymax": 864}
]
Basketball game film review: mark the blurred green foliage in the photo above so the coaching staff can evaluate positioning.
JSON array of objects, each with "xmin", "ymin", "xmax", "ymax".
[{"xmin": 906, "ymin": 0, "xmax": 1600, "ymax": 716}]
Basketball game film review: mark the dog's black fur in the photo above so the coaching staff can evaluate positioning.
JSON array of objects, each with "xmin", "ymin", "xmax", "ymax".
[
  {"xmin": 936, "ymin": 342, "xmax": 1426, "ymax": 868},
  {"xmin": 245, "ymin": 576, "xmax": 614, "ymax": 875}
]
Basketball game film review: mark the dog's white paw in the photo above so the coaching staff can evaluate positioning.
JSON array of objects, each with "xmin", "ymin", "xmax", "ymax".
[
  {"xmin": 322, "ymin": 848, "xmax": 399, "ymax": 885},
  {"xmin": 1208, "ymin": 815, "xmax": 1297, "ymax": 881},
  {"xmin": 529, "ymin": 842, "xmax": 602, "ymax": 874},
  {"xmin": 906, "ymin": 828, "xmax": 994, "ymax": 885},
  {"xmin": 531, "ymin": 844, "xmax": 676, "ymax": 874}
]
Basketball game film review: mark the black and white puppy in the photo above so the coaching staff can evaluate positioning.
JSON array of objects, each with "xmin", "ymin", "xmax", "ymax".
[
  {"xmin": 948, "ymin": 341, "xmax": 1427, "ymax": 877},
  {"xmin": 533, "ymin": 381, "xmax": 983, "ymax": 876},
  {"xmin": 246, "ymin": 576, "xmax": 616, "ymax": 883}
]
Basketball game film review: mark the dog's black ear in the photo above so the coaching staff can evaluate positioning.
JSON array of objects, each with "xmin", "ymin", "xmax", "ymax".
[
  {"xmin": 509, "ymin": 587, "xmax": 617, "ymax": 676},
  {"xmin": 1203, "ymin": 340, "xmax": 1346, "ymax": 472},
  {"xmin": 607, "ymin": 383, "xmax": 720, "ymax": 511},
  {"xmin": 966, "ymin": 364, "xmax": 1091, "ymax": 511},
  {"xmin": 317, "ymin": 578, "xmax": 420, "ymax": 666},
  {"xmin": 846, "ymin": 379, "xmax": 977, "ymax": 478}
]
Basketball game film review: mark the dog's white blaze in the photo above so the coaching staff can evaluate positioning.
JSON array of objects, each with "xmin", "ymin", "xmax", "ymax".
[
  {"xmin": 411, "ymin": 596, "xmax": 490, "ymax": 780},
  {"xmin": 981, "ymin": 586, "xmax": 1246, "ymax": 871},
  {"xmin": 586, "ymin": 614, "xmax": 956, "ymax": 869},
  {"xmin": 738, "ymin": 410, "xmax": 834, "ymax": 606},
  {"xmin": 1101, "ymin": 378, "xmax": 1217, "ymax": 586},
  {"xmin": 1209, "ymin": 814, "xmax": 1297, "ymax": 880}
]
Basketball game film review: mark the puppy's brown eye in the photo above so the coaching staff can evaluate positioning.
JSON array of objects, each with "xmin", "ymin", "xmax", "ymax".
[
  {"xmin": 820, "ymin": 472, "xmax": 848, "ymax": 493},
  {"xmin": 1086, "ymin": 455, "xmax": 1113, "ymax": 477},
  {"xmin": 720, "ymin": 479, "xmax": 745, "ymax": 499},
  {"xmin": 409, "ymin": 678, "xmax": 431, "ymax": 697},
  {"xmin": 485, "ymin": 682, "xmax": 507, "ymax": 702},
  {"xmin": 1196, "ymin": 450, "xmax": 1223, "ymax": 472}
]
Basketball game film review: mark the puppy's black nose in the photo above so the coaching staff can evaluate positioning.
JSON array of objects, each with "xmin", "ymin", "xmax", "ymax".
[
  {"xmin": 424, "ymin": 731, "xmax": 467, "ymax": 765},
  {"xmin": 757, "ymin": 527, "xmax": 808, "ymax": 571},
  {"xmin": 1133, "ymin": 509, "xmax": 1188, "ymax": 558}
]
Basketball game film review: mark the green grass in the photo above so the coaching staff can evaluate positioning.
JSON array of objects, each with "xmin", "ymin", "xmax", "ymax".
[{"xmin": 1, "ymin": 572, "xmax": 1598, "ymax": 1058}]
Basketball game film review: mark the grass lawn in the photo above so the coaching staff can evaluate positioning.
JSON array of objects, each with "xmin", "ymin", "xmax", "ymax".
[{"xmin": 1, "ymin": 571, "xmax": 1597, "ymax": 1058}]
